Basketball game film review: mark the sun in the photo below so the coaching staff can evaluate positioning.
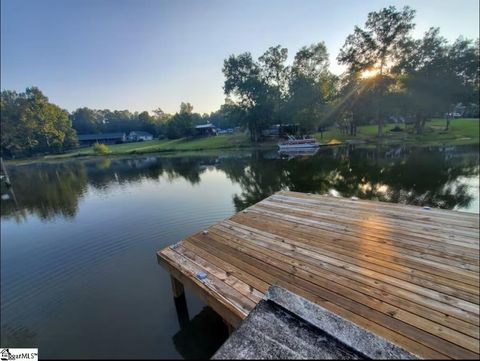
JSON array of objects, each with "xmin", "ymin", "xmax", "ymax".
[{"xmin": 360, "ymin": 69, "xmax": 379, "ymax": 79}]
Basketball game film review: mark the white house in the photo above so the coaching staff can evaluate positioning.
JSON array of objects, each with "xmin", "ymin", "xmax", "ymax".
[{"xmin": 128, "ymin": 131, "xmax": 154, "ymax": 142}]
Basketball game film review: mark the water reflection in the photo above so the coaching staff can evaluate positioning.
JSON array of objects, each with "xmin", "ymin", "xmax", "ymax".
[
  {"xmin": 1, "ymin": 162, "xmax": 89, "ymax": 222},
  {"xmin": 1, "ymin": 144, "xmax": 478, "ymax": 222},
  {"xmin": 172, "ymin": 306, "xmax": 228, "ymax": 360}
]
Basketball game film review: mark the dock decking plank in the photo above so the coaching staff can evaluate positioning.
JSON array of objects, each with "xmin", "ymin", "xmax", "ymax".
[
  {"xmin": 204, "ymin": 226, "xmax": 479, "ymax": 354},
  {"xmin": 157, "ymin": 191, "xmax": 480, "ymax": 359},
  {"xmin": 245, "ymin": 202, "xmax": 479, "ymax": 258},
  {"xmin": 216, "ymin": 220, "xmax": 480, "ymax": 336},
  {"xmin": 189, "ymin": 233, "xmax": 473, "ymax": 359},
  {"xmin": 227, "ymin": 214, "xmax": 480, "ymax": 300},
  {"xmin": 230, "ymin": 212, "xmax": 479, "ymax": 303},
  {"xmin": 261, "ymin": 198, "xmax": 480, "ymax": 247},
  {"xmin": 280, "ymin": 191, "xmax": 478, "ymax": 225}
]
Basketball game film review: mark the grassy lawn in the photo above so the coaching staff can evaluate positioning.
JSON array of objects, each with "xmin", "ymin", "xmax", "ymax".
[
  {"xmin": 45, "ymin": 133, "xmax": 253, "ymax": 159},
  {"xmin": 313, "ymin": 118, "xmax": 479, "ymax": 146}
]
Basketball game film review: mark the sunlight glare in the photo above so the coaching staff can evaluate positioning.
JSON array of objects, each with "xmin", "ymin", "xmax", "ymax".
[{"xmin": 360, "ymin": 69, "xmax": 379, "ymax": 79}]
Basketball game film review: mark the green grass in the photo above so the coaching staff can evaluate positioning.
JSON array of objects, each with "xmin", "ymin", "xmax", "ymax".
[
  {"xmin": 45, "ymin": 133, "xmax": 253, "ymax": 159},
  {"xmin": 313, "ymin": 118, "xmax": 479, "ymax": 146}
]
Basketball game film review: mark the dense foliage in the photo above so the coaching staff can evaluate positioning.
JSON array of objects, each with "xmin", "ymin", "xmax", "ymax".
[
  {"xmin": 93, "ymin": 143, "xmax": 110, "ymax": 155},
  {"xmin": 1, "ymin": 87, "xmax": 77, "ymax": 158},
  {"xmin": 70, "ymin": 107, "xmax": 167, "ymax": 136}
]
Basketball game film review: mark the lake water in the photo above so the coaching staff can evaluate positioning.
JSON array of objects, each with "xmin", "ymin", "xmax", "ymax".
[{"xmin": 1, "ymin": 144, "xmax": 479, "ymax": 359}]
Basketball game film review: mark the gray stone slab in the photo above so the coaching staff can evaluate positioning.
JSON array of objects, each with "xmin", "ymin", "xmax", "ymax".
[
  {"xmin": 212, "ymin": 286, "xmax": 418, "ymax": 360},
  {"xmin": 266, "ymin": 286, "xmax": 417, "ymax": 360},
  {"xmin": 213, "ymin": 300, "xmax": 360, "ymax": 360}
]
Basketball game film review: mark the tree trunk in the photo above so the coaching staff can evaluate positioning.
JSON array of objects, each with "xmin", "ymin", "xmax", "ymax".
[
  {"xmin": 420, "ymin": 117, "xmax": 427, "ymax": 132},
  {"xmin": 376, "ymin": 98, "xmax": 383, "ymax": 138},
  {"xmin": 415, "ymin": 113, "xmax": 425, "ymax": 134}
]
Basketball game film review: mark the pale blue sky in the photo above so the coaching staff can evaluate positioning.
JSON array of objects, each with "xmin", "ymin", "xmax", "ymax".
[{"xmin": 1, "ymin": 0, "xmax": 478, "ymax": 114}]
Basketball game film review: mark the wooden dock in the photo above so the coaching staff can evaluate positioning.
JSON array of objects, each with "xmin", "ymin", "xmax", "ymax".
[{"xmin": 157, "ymin": 191, "xmax": 479, "ymax": 359}]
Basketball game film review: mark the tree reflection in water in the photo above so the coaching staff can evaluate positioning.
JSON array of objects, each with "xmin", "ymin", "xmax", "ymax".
[
  {"xmin": 221, "ymin": 145, "xmax": 479, "ymax": 212},
  {"xmin": 1, "ymin": 145, "xmax": 478, "ymax": 222}
]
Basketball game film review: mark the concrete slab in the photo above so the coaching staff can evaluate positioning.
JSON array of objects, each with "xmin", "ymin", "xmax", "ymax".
[{"xmin": 213, "ymin": 286, "xmax": 417, "ymax": 360}]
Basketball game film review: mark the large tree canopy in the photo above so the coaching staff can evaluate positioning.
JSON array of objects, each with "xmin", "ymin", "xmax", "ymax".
[
  {"xmin": 338, "ymin": 6, "xmax": 416, "ymax": 136},
  {"xmin": 1, "ymin": 87, "xmax": 77, "ymax": 158},
  {"xmin": 287, "ymin": 42, "xmax": 337, "ymax": 133},
  {"xmin": 336, "ymin": 5, "xmax": 478, "ymax": 135},
  {"xmin": 338, "ymin": 6, "xmax": 416, "ymax": 75},
  {"xmin": 223, "ymin": 52, "xmax": 279, "ymax": 141},
  {"xmin": 223, "ymin": 42, "xmax": 338, "ymax": 139}
]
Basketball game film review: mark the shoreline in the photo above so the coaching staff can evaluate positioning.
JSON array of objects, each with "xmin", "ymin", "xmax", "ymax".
[
  {"xmin": 5, "ymin": 118, "xmax": 479, "ymax": 164},
  {"xmin": 6, "ymin": 140, "xmax": 479, "ymax": 166}
]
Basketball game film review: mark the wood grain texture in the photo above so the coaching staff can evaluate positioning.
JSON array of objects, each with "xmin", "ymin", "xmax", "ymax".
[{"xmin": 157, "ymin": 191, "xmax": 480, "ymax": 359}]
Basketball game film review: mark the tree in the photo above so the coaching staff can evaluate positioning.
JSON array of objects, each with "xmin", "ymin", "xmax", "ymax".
[
  {"xmin": 152, "ymin": 107, "xmax": 166, "ymax": 119},
  {"xmin": 446, "ymin": 37, "xmax": 480, "ymax": 110},
  {"xmin": 448, "ymin": 37, "xmax": 479, "ymax": 96},
  {"xmin": 1, "ymin": 90, "xmax": 31, "ymax": 157},
  {"xmin": 258, "ymin": 45, "xmax": 289, "ymax": 99},
  {"xmin": 71, "ymin": 107, "xmax": 100, "ymax": 134},
  {"xmin": 223, "ymin": 43, "xmax": 340, "ymax": 139},
  {"xmin": 395, "ymin": 28, "xmax": 479, "ymax": 132},
  {"xmin": 208, "ymin": 99, "xmax": 247, "ymax": 129},
  {"xmin": 165, "ymin": 113, "xmax": 193, "ymax": 139},
  {"xmin": 180, "ymin": 102, "xmax": 194, "ymax": 114},
  {"xmin": 223, "ymin": 52, "xmax": 276, "ymax": 142},
  {"xmin": 1, "ymin": 87, "xmax": 77, "ymax": 158},
  {"xmin": 287, "ymin": 43, "xmax": 337, "ymax": 133},
  {"xmin": 138, "ymin": 111, "xmax": 157, "ymax": 135},
  {"xmin": 93, "ymin": 143, "xmax": 110, "ymax": 155},
  {"xmin": 338, "ymin": 6, "xmax": 416, "ymax": 136},
  {"xmin": 164, "ymin": 103, "xmax": 198, "ymax": 139}
]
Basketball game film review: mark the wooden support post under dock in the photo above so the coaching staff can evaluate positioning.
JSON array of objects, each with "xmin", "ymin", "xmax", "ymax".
[
  {"xmin": 170, "ymin": 276, "xmax": 185, "ymax": 298},
  {"xmin": 173, "ymin": 293, "xmax": 190, "ymax": 330},
  {"xmin": 220, "ymin": 316, "xmax": 235, "ymax": 335},
  {"xmin": 157, "ymin": 191, "xmax": 480, "ymax": 360},
  {"xmin": 225, "ymin": 321, "xmax": 235, "ymax": 336}
]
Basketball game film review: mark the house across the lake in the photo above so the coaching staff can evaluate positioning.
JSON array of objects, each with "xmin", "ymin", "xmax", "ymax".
[
  {"xmin": 77, "ymin": 132, "xmax": 126, "ymax": 146},
  {"xmin": 128, "ymin": 131, "xmax": 154, "ymax": 142},
  {"xmin": 194, "ymin": 124, "xmax": 217, "ymax": 137},
  {"xmin": 262, "ymin": 124, "xmax": 298, "ymax": 138}
]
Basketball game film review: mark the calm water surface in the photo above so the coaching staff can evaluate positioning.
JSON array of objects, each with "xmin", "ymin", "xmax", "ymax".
[{"xmin": 1, "ymin": 144, "xmax": 479, "ymax": 359}]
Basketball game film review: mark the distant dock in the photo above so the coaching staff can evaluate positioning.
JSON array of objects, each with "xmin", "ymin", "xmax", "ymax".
[
  {"xmin": 1, "ymin": 157, "xmax": 11, "ymax": 187},
  {"xmin": 157, "ymin": 191, "xmax": 479, "ymax": 359}
]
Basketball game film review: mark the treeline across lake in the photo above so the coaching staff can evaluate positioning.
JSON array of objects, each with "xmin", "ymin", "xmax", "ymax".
[
  {"xmin": 0, "ymin": 87, "xmax": 239, "ymax": 158},
  {"xmin": 1, "ymin": 5, "xmax": 478, "ymax": 158}
]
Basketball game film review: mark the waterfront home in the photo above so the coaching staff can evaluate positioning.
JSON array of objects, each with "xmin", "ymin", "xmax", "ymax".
[
  {"xmin": 195, "ymin": 123, "xmax": 217, "ymax": 137},
  {"xmin": 262, "ymin": 124, "xmax": 298, "ymax": 138},
  {"xmin": 77, "ymin": 132, "xmax": 127, "ymax": 146},
  {"xmin": 128, "ymin": 131, "xmax": 154, "ymax": 142}
]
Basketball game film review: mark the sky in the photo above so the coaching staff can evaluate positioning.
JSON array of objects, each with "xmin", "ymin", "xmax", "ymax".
[{"xmin": 1, "ymin": 0, "xmax": 479, "ymax": 114}]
